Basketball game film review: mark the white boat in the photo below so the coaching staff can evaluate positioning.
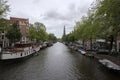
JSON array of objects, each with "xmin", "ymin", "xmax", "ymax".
[
  {"xmin": 78, "ymin": 49, "xmax": 86, "ymax": 54},
  {"xmin": 0, "ymin": 43, "xmax": 40, "ymax": 60},
  {"xmin": 99, "ymin": 59, "xmax": 120, "ymax": 72}
]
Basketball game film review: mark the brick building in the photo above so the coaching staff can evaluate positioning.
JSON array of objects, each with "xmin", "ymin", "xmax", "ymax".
[
  {"xmin": 9, "ymin": 17, "xmax": 29, "ymax": 43},
  {"xmin": 0, "ymin": 30, "xmax": 9, "ymax": 48}
]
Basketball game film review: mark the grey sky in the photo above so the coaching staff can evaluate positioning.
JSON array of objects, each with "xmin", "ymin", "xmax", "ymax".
[{"xmin": 7, "ymin": 0, "xmax": 94, "ymax": 38}]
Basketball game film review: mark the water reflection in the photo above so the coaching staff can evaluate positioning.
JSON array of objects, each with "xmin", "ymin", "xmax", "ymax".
[{"xmin": 0, "ymin": 42, "xmax": 119, "ymax": 80}]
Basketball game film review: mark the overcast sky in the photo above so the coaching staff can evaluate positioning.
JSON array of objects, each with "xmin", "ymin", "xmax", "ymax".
[{"xmin": 7, "ymin": 0, "xmax": 94, "ymax": 38}]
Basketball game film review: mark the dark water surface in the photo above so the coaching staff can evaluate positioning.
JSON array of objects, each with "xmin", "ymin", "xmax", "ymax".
[{"xmin": 0, "ymin": 42, "xmax": 119, "ymax": 80}]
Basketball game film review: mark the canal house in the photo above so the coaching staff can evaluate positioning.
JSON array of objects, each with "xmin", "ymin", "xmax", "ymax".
[
  {"xmin": 9, "ymin": 17, "xmax": 30, "ymax": 43},
  {"xmin": 0, "ymin": 18, "xmax": 9, "ymax": 48}
]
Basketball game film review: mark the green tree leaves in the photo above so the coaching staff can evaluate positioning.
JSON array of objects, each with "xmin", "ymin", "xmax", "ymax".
[
  {"xmin": 28, "ymin": 26, "xmax": 36, "ymax": 40},
  {"xmin": 28, "ymin": 22, "xmax": 57, "ymax": 42},
  {"xmin": 66, "ymin": 0, "xmax": 120, "ymax": 51},
  {"xmin": 34, "ymin": 22, "xmax": 48, "ymax": 41},
  {"xmin": 48, "ymin": 33, "xmax": 57, "ymax": 41},
  {"xmin": 6, "ymin": 23, "xmax": 22, "ymax": 43},
  {"xmin": 0, "ymin": 0, "xmax": 9, "ymax": 18}
]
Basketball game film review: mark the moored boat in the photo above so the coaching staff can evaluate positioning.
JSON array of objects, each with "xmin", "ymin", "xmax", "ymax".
[
  {"xmin": 78, "ymin": 49, "xmax": 86, "ymax": 55},
  {"xmin": 0, "ymin": 43, "xmax": 40, "ymax": 60},
  {"xmin": 99, "ymin": 59, "xmax": 120, "ymax": 73}
]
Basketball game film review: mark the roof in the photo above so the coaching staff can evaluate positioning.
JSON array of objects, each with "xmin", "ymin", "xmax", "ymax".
[
  {"xmin": 10, "ymin": 17, "xmax": 28, "ymax": 21},
  {"xmin": 9, "ymin": 17, "xmax": 29, "ymax": 25}
]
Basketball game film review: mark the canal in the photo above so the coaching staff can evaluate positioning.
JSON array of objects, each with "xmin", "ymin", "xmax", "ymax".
[{"xmin": 0, "ymin": 42, "xmax": 119, "ymax": 80}]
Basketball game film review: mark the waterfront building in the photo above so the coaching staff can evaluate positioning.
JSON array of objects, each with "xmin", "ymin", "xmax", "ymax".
[
  {"xmin": 9, "ymin": 17, "xmax": 29, "ymax": 43},
  {"xmin": 0, "ymin": 29, "xmax": 9, "ymax": 48},
  {"xmin": 0, "ymin": 18, "xmax": 9, "ymax": 48}
]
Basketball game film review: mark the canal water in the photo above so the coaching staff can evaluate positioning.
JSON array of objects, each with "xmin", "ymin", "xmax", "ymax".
[{"xmin": 0, "ymin": 42, "xmax": 119, "ymax": 80}]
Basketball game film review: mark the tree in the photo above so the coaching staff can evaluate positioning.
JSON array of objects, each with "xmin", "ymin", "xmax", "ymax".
[
  {"xmin": 36, "ymin": 29, "xmax": 48, "ymax": 41},
  {"xmin": 34, "ymin": 22, "xmax": 46, "ymax": 31},
  {"xmin": 6, "ymin": 23, "xmax": 22, "ymax": 44},
  {"xmin": 0, "ymin": 18, "xmax": 9, "ymax": 31},
  {"xmin": 0, "ymin": 0, "xmax": 9, "ymax": 18},
  {"xmin": 0, "ymin": 0, "xmax": 9, "ymax": 36},
  {"xmin": 28, "ymin": 22, "xmax": 48, "ymax": 42},
  {"xmin": 66, "ymin": 33, "xmax": 75, "ymax": 43},
  {"xmin": 28, "ymin": 26, "xmax": 36, "ymax": 40},
  {"xmin": 34, "ymin": 22, "xmax": 48, "ymax": 41},
  {"xmin": 95, "ymin": 0, "xmax": 120, "ymax": 51},
  {"xmin": 48, "ymin": 33, "xmax": 57, "ymax": 41}
]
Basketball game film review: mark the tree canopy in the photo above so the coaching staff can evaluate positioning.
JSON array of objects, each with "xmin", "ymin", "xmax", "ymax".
[
  {"xmin": 0, "ymin": 0, "xmax": 9, "ymax": 33},
  {"xmin": 28, "ymin": 22, "xmax": 57, "ymax": 42},
  {"xmin": 6, "ymin": 23, "xmax": 22, "ymax": 43},
  {"xmin": 0, "ymin": 0, "xmax": 9, "ymax": 18},
  {"xmin": 28, "ymin": 25, "xmax": 36, "ymax": 40},
  {"xmin": 65, "ymin": 0, "xmax": 120, "ymax": 51},
  {"xmin": 48, "ymin": 33, "xmax": 57, "ymax": 41}
]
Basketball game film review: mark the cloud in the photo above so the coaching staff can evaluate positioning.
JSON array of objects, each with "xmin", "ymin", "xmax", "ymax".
[
  {"xmin": 32, "ymin": 0, "xmax": 40, "ymax": 3},
  {"xmin": 7, "ymin": 0, "xmax": 94, "ymax": 38},
  {"xmin": 42, "ymin": 2, "xmax": 88, "ymax": 22},
  {"xmin": 43, "ymin": 10, "xmax": 71, "ymax": 21},
  {"xmin": 41, "ymin": 2, "xmax": 90, "ymax": 38}
]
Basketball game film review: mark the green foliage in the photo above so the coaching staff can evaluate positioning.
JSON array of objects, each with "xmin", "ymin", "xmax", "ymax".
[
  {"xmin": 0, "ymin": 18, "xmax": 9, "ymax": 30},
  {"xmin": 0, "ymin": 0, "xmax": 9, "ymax": 18},
  {"xmin": 34, "ymin": 22, "xmax": 46, "ymax": 31},
  {"xmin": 6, "ymin": 23, "xmax": 22, "ymax": 43},
  {"xmin": 96, "ymin": 0, "xmax": 120, "ymax": 36},
  {"xmin": 36, "ymin": 29, "xmax": 48, "ymax": 41},
  {"xmin": 34, "ymin": 22, "xmax": 48, "ymax": 41},
  {"xmin": 28, "ymin": 22, "xmax": 48, "ymax": 42},
  {"xmin": 70, "ymin": 14, "xmax": 99, "ymax": 42},
  {"xmin": 66, "ymin": 33, "xmax": 75, "ymax": 42},
  {"xmin": 65, "ymin": 0, "xmax": 120, "ymax": 51},
  {"xmin": 66, "ymin": 0, "xmax": 120, "ymax": 45},
  {"xmin": 28, "ymin": 26, "xmax": 36, "ymax": 40},
  {"xmin": 48, "ymin": 33, "xmax": 57, "ymax": 41},
  {"xmin": 96, "ymin": 0, "xmax": 120, "ymax": 51}
]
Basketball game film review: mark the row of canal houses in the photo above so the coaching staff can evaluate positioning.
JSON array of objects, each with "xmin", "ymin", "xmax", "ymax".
[
  {"xmin": 0, "ymin": 17, "xmax": 31, "ymax": 48},
  {"xmin": 78, "ymin": 38, "xmax": 120, "ymax": 53}
]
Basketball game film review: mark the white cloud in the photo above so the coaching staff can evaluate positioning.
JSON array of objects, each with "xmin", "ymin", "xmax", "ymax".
[{"xmin": 7, "ymin": 0, "xmax": 94, "ymax": 38}]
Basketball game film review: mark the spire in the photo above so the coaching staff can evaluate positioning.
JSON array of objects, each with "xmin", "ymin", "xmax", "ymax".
[
  {"xmin": 62, "ymin": 25, "xmax": 66, "ymax": 41},
  {"xmin": 63, "ymin": 25, "xmax": 66, "ymax": 36}
]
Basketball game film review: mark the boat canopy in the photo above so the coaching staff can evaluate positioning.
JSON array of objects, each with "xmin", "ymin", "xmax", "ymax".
[{"xmin": 14, "ymin": 43, "xmax": 32, "ymax": 48}]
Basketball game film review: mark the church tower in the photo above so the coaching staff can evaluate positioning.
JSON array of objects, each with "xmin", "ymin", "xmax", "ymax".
[
  {"xmin": 63, "ymin": 25, "xmax": 66, "ymax": 36},
  {"xmin": 62, "ymin": 25, "xmax": 66, "ymax": 41}
]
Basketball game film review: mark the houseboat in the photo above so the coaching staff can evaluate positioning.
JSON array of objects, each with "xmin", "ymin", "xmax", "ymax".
[{"xmin": 0, "ymin": 43, "xmax": 41, "ymax": 60}]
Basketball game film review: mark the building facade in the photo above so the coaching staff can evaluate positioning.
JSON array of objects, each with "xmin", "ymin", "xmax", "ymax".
[
  {"xmin": 9, "ymin": 17, "xmax": 29, "ymax": 43},
  {"xmin": 0, "ymin": 30, "xmax": 9, "ymax": 48},
  {"xmin": 0, "ymin": 18, "xmax": 9, "ymax": 48}
]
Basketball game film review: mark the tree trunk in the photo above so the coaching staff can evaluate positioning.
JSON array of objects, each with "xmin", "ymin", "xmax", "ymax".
[
  {"xmin": 114, "ymin": 37, "xmax": 117, "ymax": 52},
  {"xmin": 109, "ymin": 35, "xmax": 114, "ymax": 52},
  {"xmin": 90, "ymin": 38, "xmax": 92, "ymax": 50},
  {"xmin": 82, "ymin": 40, "xmax": 85, "ymax": 48}
]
